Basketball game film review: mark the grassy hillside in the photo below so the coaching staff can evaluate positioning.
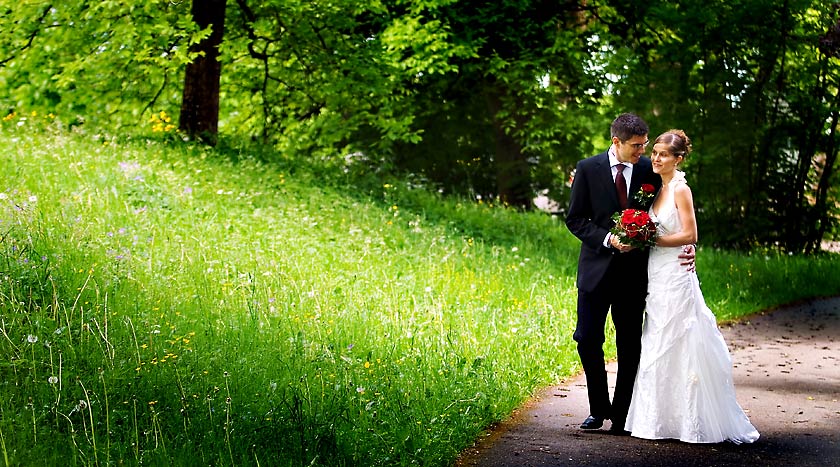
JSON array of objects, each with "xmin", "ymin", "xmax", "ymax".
[{"xmin": 2, "ymin": 114, "xmax": 839, "ymax": 466}]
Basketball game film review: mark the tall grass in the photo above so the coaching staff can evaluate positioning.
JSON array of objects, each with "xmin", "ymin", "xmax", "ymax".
[{"xmin": 1, "ymin": 114, "xmax": 838, "ymax": 466}]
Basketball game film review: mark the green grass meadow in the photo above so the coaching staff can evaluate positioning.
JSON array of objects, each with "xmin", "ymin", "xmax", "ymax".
[{"xmin": 2, "ymin": 114, "xmax": 839, "ymax": 466}]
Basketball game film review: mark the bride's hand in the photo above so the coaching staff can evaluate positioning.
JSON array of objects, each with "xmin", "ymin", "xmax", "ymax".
[{"xmin": 679, "ymin": 244, "xmax": 696, "ymax": 272}]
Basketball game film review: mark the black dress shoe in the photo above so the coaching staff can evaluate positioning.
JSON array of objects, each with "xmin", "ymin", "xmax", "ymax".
[
  {"xmin": 608, "ymin": 424, "xmax": 631, "ymax": 436},
  {"xmin": 580, "ymin": 415, "xmax": 606, "ymax": 430}
]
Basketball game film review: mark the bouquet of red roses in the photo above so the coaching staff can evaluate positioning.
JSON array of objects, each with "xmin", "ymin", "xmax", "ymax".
[{"xmin": 611, "ymin": 209, "xmax": 657, "ymax": 249}]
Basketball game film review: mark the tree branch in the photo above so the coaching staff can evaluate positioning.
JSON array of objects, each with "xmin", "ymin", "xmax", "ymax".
[{"xmin": 0, "ymin": 4, "xmax": 53, "ymax": 66}]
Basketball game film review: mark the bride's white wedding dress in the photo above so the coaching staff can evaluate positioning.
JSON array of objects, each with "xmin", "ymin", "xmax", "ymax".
[{"xmin": 624, "ymin": 171, "xmax": 759, "ymax": 444}]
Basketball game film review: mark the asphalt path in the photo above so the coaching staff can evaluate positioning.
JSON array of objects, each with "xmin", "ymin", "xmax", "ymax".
[{"xmin": 455, "ymin": 297, "xmax": 840, "ymax": 467}]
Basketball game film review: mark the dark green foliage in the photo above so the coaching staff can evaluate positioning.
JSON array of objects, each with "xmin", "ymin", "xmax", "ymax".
[
  {"xmin": 604, "ymin": 0, "xmax": 840, "ymax": 252},
  {"xmin": 0, "ymin": 0, "xmax": 838, "ymax": 250}
]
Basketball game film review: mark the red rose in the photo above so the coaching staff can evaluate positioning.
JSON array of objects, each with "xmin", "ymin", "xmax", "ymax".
[
  {"xmin": 611, "ymin": 209, "xmax": 656, "ymax": 248},
  {"xmin": 622, "ymin": 209, "xmax": 649, "ymax": 228},
  {"xmin": 634, "ymin": 184, "xmax": 657, "ymax": 206}
]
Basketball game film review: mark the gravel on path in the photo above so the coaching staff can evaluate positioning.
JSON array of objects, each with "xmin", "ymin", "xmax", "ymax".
[{"xmin": 454, "ymin": 297, "xmax": 840, "ymax": 467}]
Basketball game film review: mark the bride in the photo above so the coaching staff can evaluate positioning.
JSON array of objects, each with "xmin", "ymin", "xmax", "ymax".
[{"xmin": 623, "ymin": 129, "xmax": 760, "ymax": 444}]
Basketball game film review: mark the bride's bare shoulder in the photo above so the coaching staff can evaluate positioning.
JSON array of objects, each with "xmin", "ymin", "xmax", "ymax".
[{"xmin": 673, "ymin": 181, "xmax": 694, "ymax": 206}]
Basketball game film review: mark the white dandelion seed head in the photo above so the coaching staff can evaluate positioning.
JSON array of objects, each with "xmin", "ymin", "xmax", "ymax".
[
  {"xmin": 27, "ymin": 334, "xmax": 38, "ymax": 343},
  {"xmin": 48, "ymin": 376, "xmax": 59, "ymax": 384}
]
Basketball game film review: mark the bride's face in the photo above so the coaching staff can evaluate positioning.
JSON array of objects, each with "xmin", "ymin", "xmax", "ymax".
[{"xmin": 651, "ymin": 143, "xmax": 681, "ymax": 174}]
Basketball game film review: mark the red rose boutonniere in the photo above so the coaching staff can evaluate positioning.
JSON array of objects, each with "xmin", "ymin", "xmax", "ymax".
[
  {"xmin": 633, "ymin": 184, "xmax": 656, "ymax": 206},
  {"xmin": 610, "ymin": 209, "xmax": 657, "ymax": 249}
]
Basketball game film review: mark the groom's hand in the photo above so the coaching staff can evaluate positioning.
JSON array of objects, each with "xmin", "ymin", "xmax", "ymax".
[
  {"xmin": 609, "ymin": 234, "xmax": 633, "ymax": 253},
  {"xmin": 679, "ymin": 244, "xmax": 696, "ymax": 272}
]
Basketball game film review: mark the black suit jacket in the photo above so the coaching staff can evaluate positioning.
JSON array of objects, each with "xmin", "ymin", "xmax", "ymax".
[{"xmin": 565, "ymin": 151, "xmax": 662, "ymax": 293}]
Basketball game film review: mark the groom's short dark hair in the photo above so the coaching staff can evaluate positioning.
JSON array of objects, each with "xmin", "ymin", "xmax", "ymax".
[{"xmin": 611, "ymin": 113, "xmax": 649, "ymax": 141}]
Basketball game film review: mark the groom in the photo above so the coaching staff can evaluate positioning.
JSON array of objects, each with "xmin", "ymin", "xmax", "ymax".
[{"xmin": 565, "ymin": 113, "xmax": 693, "ymax": 434}]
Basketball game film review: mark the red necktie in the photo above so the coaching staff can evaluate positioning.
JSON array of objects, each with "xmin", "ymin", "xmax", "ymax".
[{"xmin": 615, "ymin": 164, "xmax": 628, "ymax": 209}]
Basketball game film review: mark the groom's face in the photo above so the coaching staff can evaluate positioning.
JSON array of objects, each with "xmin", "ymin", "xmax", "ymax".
[{"xmin": 614, "ymin": 135, "xmax": 649, "ymax": 165}]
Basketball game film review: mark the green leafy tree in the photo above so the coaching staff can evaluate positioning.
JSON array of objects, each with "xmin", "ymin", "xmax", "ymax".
[
  {"xmin": 1, "ymin": 0, "xmax": 837, "ymax": 249},
  {"xmin": 384, "ymin": 1, "xmax": 606, "ymax": 208},
  {"xmin": 598, "ymin": 0, "xmax": 840, "ymax": 252},
  {"xmin": 217, "ymin": 0, "xmax": 607, "ymax": 207},
  {"xmin": 0, "ymin": 2, "xmax": 203, "ymax": 129}
]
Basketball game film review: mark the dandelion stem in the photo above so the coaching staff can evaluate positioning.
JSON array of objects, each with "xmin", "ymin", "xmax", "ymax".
[
  {"xmin": 30, "ymin": 398, "xmax": 36, "ymax": 445},
  {"xmin": 173, "ymin": 365, "xmax": 191, "ymax": 435},
  {"xmin": 57, "ymin": 352, "xmax": 63, "ymax": 407},
  {"xmin": 30, "ymin": 340, "xmax": 37, "ymax": 394},
  {"xmin": 50, "ymin": 275, "xmax": 59, "ymax": 321},
  {"xmin": 78, "ymin": 380, "xmax": 99, "ymax": 466},
  {"xmin": 224, "ymin": 376, "xmax": 234, "ymax": 466},
  {"xmin": 0, "ymin": 320, "xmax": 19, "ymax": 354},
  {"xmin": 100, "ymin": 370, "xmax": 111, "ymax": 465},
  {"xmin": 132, "ymin": 400, "xmax": 139, "ymax": 462},
  {"xmin": 0, "ymin": 408, "xmax": 9, "ymax": 467},
  {"xmin": 126, "ymin": 316, "xmax": 141, "ymax": 366},
  {"xmin": 69, "ymin": 271, "xmax": 93, "ymax": 346}
]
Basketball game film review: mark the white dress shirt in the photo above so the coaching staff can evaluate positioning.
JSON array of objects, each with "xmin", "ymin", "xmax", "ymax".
[{"xmin": 604, "ymin": 146, "xmax": 633, "ymax": 248}]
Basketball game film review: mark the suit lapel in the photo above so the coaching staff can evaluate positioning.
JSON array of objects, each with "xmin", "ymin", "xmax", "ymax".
[
  {"xmin": 627, "ymin": 170, "xmax": 640, "ymax": 208},
  {"xmin": 627, "ymin": 158, "xmax": 651, "ymax": 210}
]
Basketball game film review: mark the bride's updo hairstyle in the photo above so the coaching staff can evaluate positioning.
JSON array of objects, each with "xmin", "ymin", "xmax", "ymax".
[{"xmin": 654, "ymin": 129, "xmax": 693, "ymax": 159}]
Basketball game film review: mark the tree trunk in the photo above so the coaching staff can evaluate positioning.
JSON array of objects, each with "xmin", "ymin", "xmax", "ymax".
[
  {"xmin": 179, "ymin": 0, "xmax": 227, "ymax": 145},
  {"xmin": 493, "ymin": 125, "xmax": 531, "ymax": 209},
  {"xmin": 809, "ymin": 84, "xmax": 840, "ymax": 253},
  {"xmin": 486, "ymin": 89, "xmax": 532, "ymax": 209}
]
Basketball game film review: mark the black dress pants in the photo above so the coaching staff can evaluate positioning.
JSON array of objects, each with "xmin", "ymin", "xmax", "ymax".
[{"xmin": 573, "ymin": 257, "xmax": 646, "ymax": 426}]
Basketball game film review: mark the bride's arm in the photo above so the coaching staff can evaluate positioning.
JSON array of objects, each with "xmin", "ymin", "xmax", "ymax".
[{"xmin": 656, "ymin": 184, "xmax": 698, "ymax": 247}]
